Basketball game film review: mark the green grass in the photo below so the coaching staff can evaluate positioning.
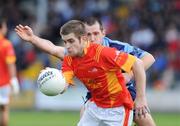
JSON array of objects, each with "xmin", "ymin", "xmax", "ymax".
[
  {"xmin": 153, "ymin": 113, "xmax": 180, "ymax": 126},
  {"xmin": 10, "ymin": 110, "xmax": 79, "ymax": 126},
  {"xmin": 10, "ymin": 110, "xmax": 180, "ymax": 126}
]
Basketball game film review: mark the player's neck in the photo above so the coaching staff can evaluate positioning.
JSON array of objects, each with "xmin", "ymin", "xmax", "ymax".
[{"xmin": 77, "ymin": 40, "xmax": 89, "ymax": 57}]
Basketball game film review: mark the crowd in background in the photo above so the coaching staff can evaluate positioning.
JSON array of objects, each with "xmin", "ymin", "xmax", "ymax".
[{"xmin": 0, "ymin": 0, "xmax": 180, "ymax": 91}]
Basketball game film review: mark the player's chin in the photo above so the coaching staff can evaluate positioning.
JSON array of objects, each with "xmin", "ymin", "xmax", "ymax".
[
  {"xmin": 68, "ymin": 52, "xmax": 77, "ymax": 57},
  {"xmin": 68, "ymin": 53, "xmax": 75, "ymax": 57}
]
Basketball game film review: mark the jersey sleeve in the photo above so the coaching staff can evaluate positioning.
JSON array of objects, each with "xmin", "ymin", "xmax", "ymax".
[
  {"xmin": 100, "ymin": 47, "xmax": 136, "ymax": 73},
  {"xmin": 122, "ymin": 43, "xmax": 147, "ymax": 58},
  {"xmin": 107, "ymin": 38, "xmax": 147, "ymax": 58},
  {"xmin": 4, "ymin": 40, "xmax": 16, "ymax": 64},
  {"xmin": 62, "ymin": 56, "xmax": 74, "ymax": 85}
]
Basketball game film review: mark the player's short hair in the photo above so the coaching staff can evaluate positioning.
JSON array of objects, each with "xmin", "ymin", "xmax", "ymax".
[
  {"xmin": 60, "ymin": 20, "xmax": 86, "ymax": 38},
  {"xmin": 83, "ymin": 17, "xmax": 104, "ymax": 31}
]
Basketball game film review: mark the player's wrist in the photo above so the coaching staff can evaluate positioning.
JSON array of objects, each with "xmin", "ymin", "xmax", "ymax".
[
  {"xmin": 136, "ymin": 93, "xmax": 146, "ymax": 98},
  {"xmin": 10, "ymin": 77, "xmax": 20, "ymax": 94},
  {"xmin": 29, "ymin": 34, "xmax": 37, "ymax": 43}
]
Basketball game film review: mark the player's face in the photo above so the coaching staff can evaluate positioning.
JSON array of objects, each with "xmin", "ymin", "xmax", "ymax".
[
  {"xmin": 62, "ymin": 33, "xmax": 84, "ymax": 57},
  {"xmin": 0, "ymin": 22, "xmax": 7, "ymax": 36},
  {"xmin": 85, "ymin": 22, "xmax": 105, "ymax": 45}
]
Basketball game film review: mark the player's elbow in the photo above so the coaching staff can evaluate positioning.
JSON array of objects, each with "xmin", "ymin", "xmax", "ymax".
[
  {"xmin": 132, "ymin": 58, "xmax": 144, "ymax": 73},
  {"xmin": 141, "ymin": 53, "xmax": 155, "ymax": 70},
  {"xmin": 146, "ymin": 53, "xmax": 156, "ymax": 67},
  {"xmin": 149, "ymin": 53, "xmax": 155, "ymax": 63},
  {"xmin": 132, "ymin": 58, "xmax": 145, "ymax": 77}
]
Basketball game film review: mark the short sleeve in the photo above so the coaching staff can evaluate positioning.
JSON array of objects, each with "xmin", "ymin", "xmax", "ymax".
[
  {"xmin": 100, "ymin": 47, "xmax": 136, "ymax": 73},
  {"xmin": 4, "ymin": 41, "xmax": 16, "ymax": 64}
]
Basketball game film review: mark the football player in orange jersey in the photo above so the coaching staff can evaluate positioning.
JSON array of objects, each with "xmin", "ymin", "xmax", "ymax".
[
  {"xmin": 60, "ymin": 20, "xmax": 147, "ymax": 126},
  {"xmin": 0, "ymin": 16, "xmax": 19, "ymax": 126},
  {"xmin": 15, "ymin": 20, "xmax": 149, "ymax": 126}
]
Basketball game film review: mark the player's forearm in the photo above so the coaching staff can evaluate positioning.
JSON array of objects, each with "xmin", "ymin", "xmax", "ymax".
[
  {"xmin": 7, "ymin": 63, "xmax": 17, "ymax": 78},
  {"xmin": 141, "ymin": 53, "xmax": 155, "ymax": 70},
  {"xmin": 30, "ymin": 35, "xmax": 56, "ymax": 56},
  {"xmin": 132, "ymin": 58, "xmax": 146, "ymax": 97},
  {"xmin": 30, "ymin": 35, "xmax": 65, "ymax": 60},
  {"xmin": 8, "ymin": 63, "xmax": 20, "ymax": 94}
]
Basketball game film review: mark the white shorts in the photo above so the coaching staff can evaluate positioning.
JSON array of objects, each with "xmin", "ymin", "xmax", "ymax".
[
  {"xmin": 78, "ymin": 101, "xmax": 133, "ymax": 126},
  {"xmin": 0, "ymin": 85, "xmax": 10, "ymax": 105}
]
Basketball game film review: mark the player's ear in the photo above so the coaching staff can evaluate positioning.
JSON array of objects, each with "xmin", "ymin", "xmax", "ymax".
[
  {"xmin": 102, "ymin": 28, "xmax": 106, "ymax": 37},
  {"xmin": 81, "ymin": 35, "xmax": 88, "ymax": 42}
]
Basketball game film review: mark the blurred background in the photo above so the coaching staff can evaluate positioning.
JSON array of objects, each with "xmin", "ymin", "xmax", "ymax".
[{"xmin": 0, "ymin": 0, "xmax": 180, "ymax": 126}]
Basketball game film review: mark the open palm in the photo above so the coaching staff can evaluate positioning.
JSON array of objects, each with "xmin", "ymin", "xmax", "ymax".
[{"xmin": 15, "ymin": 24, "xmax": 34, "ymax": 41}]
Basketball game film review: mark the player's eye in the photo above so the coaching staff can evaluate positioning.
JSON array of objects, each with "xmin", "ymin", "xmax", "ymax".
[
  {"xmin": 63, "ymin": 40, "xmax": 67, "ymax": 44},
  {"xmin": 68, "ymin": 39, "xmax": 75, "ymax": 44},
  {"xmin": 93, "ymin": 32, "xmax": 99, "ymax": 36},
  {"xmin": 87, "ymin": 33, "xmax": 91, "ymax": 36}
]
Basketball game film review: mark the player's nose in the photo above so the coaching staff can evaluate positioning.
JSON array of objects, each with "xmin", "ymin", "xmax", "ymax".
[{"xmin": 90, "ymin": 35, "xmax": 95, "ymax": 42}]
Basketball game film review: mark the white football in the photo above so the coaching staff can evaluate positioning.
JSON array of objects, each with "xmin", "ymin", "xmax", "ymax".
[{"xmin": 37, "ymin": 68, "xmax": 66, "ymax": 96}]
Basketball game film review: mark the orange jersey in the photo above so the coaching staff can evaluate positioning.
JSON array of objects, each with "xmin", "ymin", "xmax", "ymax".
[
  {"xmin": 62, "ymin": 43, "xmax": 136, "ymax": 109},
  {"xmin": 0, "ymin": 34, "xmax": 16, "ymax": 87}
]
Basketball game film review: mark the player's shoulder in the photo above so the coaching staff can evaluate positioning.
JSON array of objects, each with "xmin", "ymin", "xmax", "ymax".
[
  {"xmin": 103, "ymin": 37, "xmax": 124, "ymax": 45},
  {"xmin": 1, "ymin": 38, "xmax": 12, "ymax": 48}
]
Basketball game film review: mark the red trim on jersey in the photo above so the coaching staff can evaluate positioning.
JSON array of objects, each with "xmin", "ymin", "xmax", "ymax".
[{"xmin": 123, "ymin": 108, "xmax": 130, "ymax": 126}]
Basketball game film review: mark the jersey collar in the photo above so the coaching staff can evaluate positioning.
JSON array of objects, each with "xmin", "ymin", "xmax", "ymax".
[{"xmin": 83, "ymin": 41, "xmax": 90, "ymax": 55}]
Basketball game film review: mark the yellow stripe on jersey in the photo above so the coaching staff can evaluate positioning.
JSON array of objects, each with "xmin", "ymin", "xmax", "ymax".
[
  {"xmin": 106, "ymin": 72, "xmax": 122, "ymax": 107},
  {"xmin": 63, "ymin": 71, "xmax": 74, "ymax": 85},
  {"xmin": 121, "ymin": 54, "xmax": 136, "ymax": 73},
  {"xmin": 83, "ymin": 41, "xmax": 90, "ymax": 55},
  {"xmin": 94, "ymin": 46, "xmax": 104, "ymax": 62},
  {"xmin": 6, "ymin": 56, "xmax": 16, "ymax": 64},
  {"xmin": 66, "ymin": 56, "xmax": 72, "ymax": 66}
]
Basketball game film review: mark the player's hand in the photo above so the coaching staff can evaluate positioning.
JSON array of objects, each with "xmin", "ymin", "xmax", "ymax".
[
  {"xmin": 15, "ymin": 24, "xmax": 34, "ymax": 42},
  {"xmin": 134, "ymin": 96, "xmax": 149, "ymax": 119},
  {"xmin": 11, "ymin": 77, "xmax": 20, "ymax": 95},
  {"xmin": 122, "ymin": 72, "xmax": 133, "ymax": 84}
]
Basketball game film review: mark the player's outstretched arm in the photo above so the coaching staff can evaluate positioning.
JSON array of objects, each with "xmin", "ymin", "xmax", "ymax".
[{"xmin": 15, "ymin": 24, "xmax": 65, "ymax": 60}]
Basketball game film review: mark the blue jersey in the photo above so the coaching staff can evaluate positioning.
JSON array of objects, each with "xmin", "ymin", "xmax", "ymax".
[{"xmin": 102, "ymin": 37, "xmax": 147, "ymax": 101}]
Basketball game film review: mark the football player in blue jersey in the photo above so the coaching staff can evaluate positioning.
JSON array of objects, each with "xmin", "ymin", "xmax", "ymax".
[{"xmin": 82, "ymin": 17, "xmax": 156, "ymax": 126}]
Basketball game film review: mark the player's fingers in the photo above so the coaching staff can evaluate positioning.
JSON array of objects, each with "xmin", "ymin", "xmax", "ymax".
[
  {"xmin": 139, "ymin": 107, "xmax": 143, "ymax": 118},
  {"xmin": 135, "ymin": 107, "xmax": 140, "ymax": 119},
  {"xmin": 19, "ymin": 24, "xmax": 25, "ymax": 29},
  {"xmin": 15, "ymin": 28, "xmax": 25, "ymax": 37},
  {"xmin": 15, "ymin": 26, "xmax": 23, "ymax": 33},
  {"xmin": 15, "ymin": 32, "xmax": 22, "ymax": 37},
  {"xmin": 40, "ymin": 69, "xmax": 46, "ymax": 73},
  {"xmin": 24, "ymin": 25, "xmax": 31, "ymax": 30},
  {"xmin": 145, "ymin": 106, "xmax": 151, "ymax": 113},
  {"xmin": 135, "ymin": 107, "xmax": 144, "ymax": 119},
  {"xmin": 15, "ymin": 25, "xmax": 24, "ymax": 32},
  {"xmin": 45, "ymin": 67, "xmax": 50, "ymax": 70},
  {"xmin": 141, "ymin": 106, "xmax": 147, "ymax": 118}
]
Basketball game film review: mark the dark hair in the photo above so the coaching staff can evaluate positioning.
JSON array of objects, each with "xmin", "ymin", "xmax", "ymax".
[
  {"xmin": 60, "ymin": 20, "xmax": 86, "ymax": 38},
  {"xmin": 82, "ymin": 17, "xmax": 104, "ymax": 31}
]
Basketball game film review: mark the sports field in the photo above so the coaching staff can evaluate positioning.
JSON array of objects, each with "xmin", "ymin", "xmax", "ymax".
[{"xmin": 9, "ymin": 110, "xmax": 180, "ymax": 126}]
